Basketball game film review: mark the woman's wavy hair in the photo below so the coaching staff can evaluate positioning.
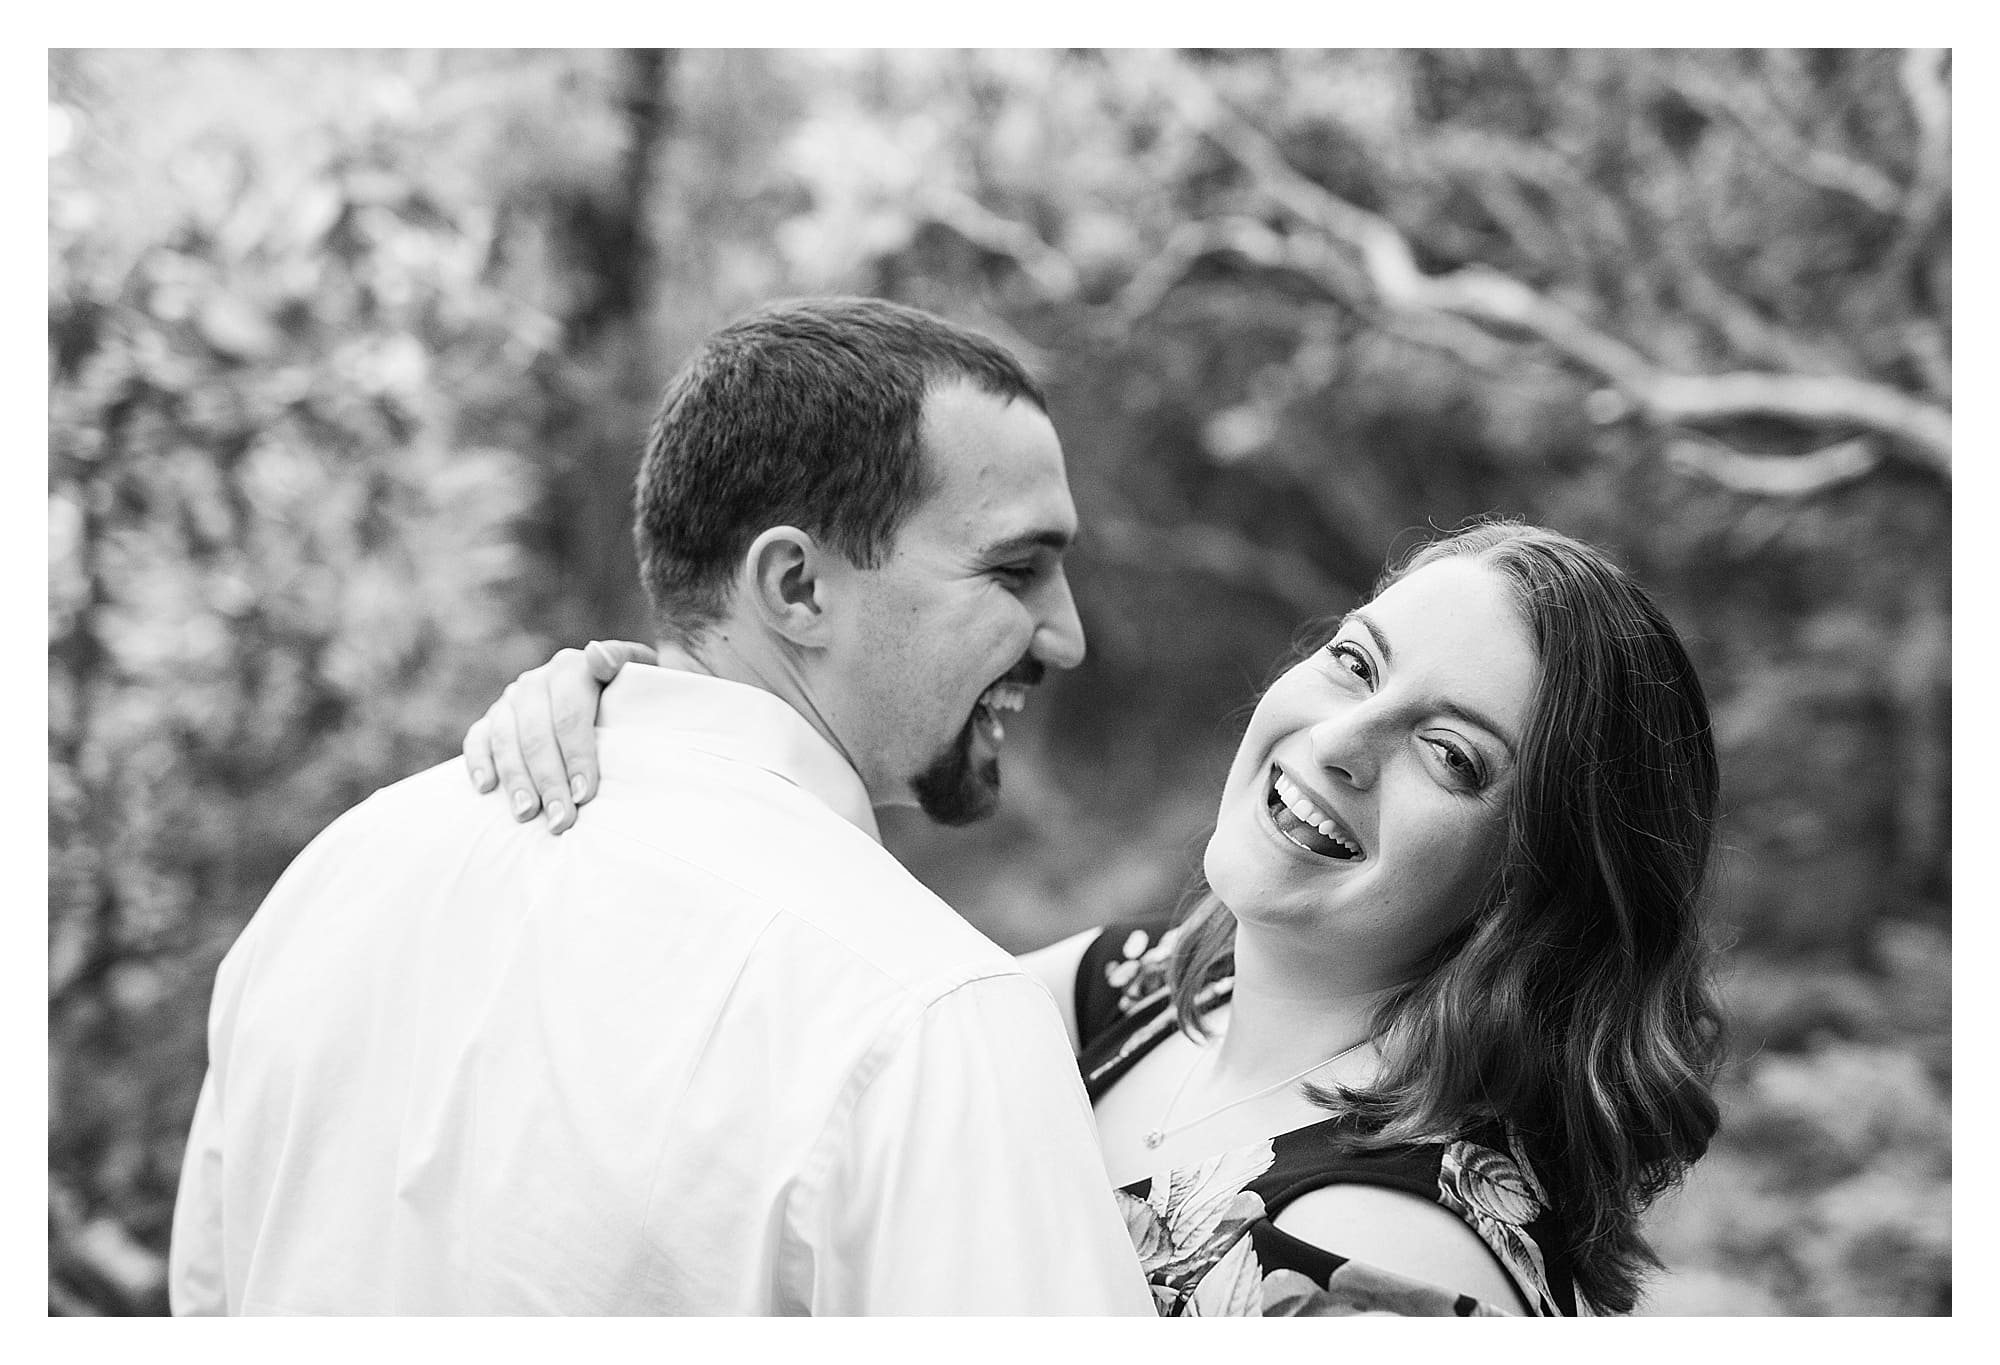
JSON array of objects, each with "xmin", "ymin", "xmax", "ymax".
[{"xmin": 1165, "ymin": 519, "xmax": 1725, "ymax": 1314}]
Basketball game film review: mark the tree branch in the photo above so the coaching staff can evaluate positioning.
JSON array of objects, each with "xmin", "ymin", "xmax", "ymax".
[
  {"xmin": 918, "ymin": 188, "xmax": 1082, "ymax": 301},
  {"xmin": 1672, "ymin": 56, "xmax": 1904, "ymax": 217},
  {"xmin": 1901, "ymin": 319, "xmax": 1952, "ymax": 401},
  {"xmin": 1088, "ymin": 515, "xmax": 1351, "ymax": 621},
  {"xmin": 1108, "ymin": 215, "xmax": 1522, "ymax": 379},
  {"xmin": 1666, "ymin": 435, "xmax": 1883, "ymax": 497},
  {"xmin": 1654, "ymin": 231, "xmax": 1831, "ymax": 376},
  {"xmin": 1112, "ymin": 215, "xmax": 1368, "ymax": 319},
  {"xmin": 1148, "ymin": 57, "xmax": 1953, "ymax": 479},
  {"xmin": 1636, "ymin": 371, "xmax": 1950, "ymax": 471},
  {"xmin": 1423, "ymin": 125, "xmax": 1633, "ymax": 283},
  {"xmin": 1877, "ymin": 48, "xmax": 1953, "ymax": 292},
  {"xmin": 1898, "ymin": 48, "xmax": 1952, "ymax": 220}
]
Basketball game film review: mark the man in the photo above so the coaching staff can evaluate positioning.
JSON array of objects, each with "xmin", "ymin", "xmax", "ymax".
[{"xmin": 168, "ymin": 298, "xmax": 1153, "ymax": 1315}]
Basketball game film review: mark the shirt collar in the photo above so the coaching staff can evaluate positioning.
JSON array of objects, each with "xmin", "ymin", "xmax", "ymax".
[{"xmin": 596, "ymin": 664, "xmax": 881, "ymax": 842}]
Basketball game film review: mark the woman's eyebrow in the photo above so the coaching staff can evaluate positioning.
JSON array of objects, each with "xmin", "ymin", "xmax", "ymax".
[
  {"xmin": 1345, "ymin": 607, "xmax": 1520, "ymax": 756},
  {"xmin": 1344, "ymin": 609, "xmax": 1392, "ymax": 667}
]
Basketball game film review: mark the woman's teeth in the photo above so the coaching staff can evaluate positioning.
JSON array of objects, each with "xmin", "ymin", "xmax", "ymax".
[{"xmin": 1269, "ymin": 769, "xmax": 1361, "ymax": 860}]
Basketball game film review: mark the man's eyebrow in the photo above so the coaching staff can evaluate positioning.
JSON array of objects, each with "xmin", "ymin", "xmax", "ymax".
[
  {"xmin": 978, "ymin": 529, "xmax": 1072, "ymax": 560},
  {"xmin": 1343, "ymin": 607, "xmax": 1520, "ymax": 755}
]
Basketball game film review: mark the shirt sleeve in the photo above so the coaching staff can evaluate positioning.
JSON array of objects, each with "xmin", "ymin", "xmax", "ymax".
[
  {"xmin": 167, "ymin": 1066, "xmax": 228, "ymax": 1315},
  {"xmin": 167, "ymin": 910, "xmax": 264, "ymax": 1316},
  {"xmin": 792, "ymin": 972, "xmax": 1155, "ymax": 1316}
]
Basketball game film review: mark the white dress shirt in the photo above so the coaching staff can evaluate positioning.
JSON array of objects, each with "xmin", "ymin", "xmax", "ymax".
[{"xmin": 169, "ymin": 666, "xmax": 1151, "ymax": 1315}]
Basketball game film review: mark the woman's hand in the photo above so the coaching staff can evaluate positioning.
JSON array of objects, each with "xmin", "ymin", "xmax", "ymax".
[{"xmin": 463, "ymin": 640, "xmax": 656, "ymax": 833}]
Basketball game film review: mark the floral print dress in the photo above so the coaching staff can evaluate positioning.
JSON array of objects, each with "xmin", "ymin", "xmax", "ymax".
[{"xmin": 1075, "ymin": 924, "xmax": 1584, "ymax": 1317}]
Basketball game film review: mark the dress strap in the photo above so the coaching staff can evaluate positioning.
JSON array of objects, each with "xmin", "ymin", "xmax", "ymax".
[
  {"xmin": 1072, "ymin": 920, "xmax": 1180, "ymax": 1053},
  {"xmin": 1254, "ymin": 1135, "xmax": 1443, "ymax": 1220}
]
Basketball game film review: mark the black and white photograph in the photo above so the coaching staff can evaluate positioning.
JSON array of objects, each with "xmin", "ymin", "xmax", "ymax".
[{"xmin": 46, "ymin": 43, "xmax": 1955, "ymax": 1321}]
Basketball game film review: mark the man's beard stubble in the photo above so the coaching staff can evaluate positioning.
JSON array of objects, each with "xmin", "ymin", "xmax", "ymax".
[
  {"xmin": 912, "ymin": 656, "xmax": 1040, "ymax": 827},
  {"xmin": 911, "ymin": 719, "xmax": 1000, "ymax": 827}
]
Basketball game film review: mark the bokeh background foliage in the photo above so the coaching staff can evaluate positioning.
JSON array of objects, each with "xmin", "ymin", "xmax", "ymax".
[{"xmin": 47, "ymin": 49, "xmax": 1949, "ymax": 1315}]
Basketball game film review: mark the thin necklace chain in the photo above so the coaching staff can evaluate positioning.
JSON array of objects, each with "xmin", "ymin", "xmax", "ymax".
[{"xmin": 1144, "ymin": 1034, "xmax": 1373, "ymax": 1150}]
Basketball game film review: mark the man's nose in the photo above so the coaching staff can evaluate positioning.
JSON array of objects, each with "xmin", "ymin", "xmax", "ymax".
[{"xmin": 1032, "ymin": 570, "xmax": 1087, "ymax": 671}]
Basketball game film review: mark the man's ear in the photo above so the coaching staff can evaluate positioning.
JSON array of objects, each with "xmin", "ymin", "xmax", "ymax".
[{"xmin": 743, "ymin": 526, "xmax": 837, "ymax": 647}]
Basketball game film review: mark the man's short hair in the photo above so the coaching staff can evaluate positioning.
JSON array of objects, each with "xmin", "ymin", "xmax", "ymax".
[{"xmin": 633, "ymin": 296, "xmax": 1049, "ymax": 643}]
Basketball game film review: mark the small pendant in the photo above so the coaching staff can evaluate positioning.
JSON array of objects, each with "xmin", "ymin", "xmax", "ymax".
[{"xmin": 1144, "ymin": 1129, "xmax": 1164, "ymax": 1149}]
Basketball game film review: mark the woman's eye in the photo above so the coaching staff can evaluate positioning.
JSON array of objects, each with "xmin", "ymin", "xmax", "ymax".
[
  {"xmin": 1325, "ymin": 641, "xmax": 1373, "ymax": 683},
  {"xmin": 1427, "ymin": 738, "xmax": 1485, "ymax": 788}
]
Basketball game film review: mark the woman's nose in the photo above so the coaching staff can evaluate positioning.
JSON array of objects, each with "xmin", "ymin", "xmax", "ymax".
[{"xmin": 1309, "ymin": 707, "xmax": 1382, "ymax": 789}]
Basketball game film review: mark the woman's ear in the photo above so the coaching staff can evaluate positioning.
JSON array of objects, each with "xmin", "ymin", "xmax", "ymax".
[{"xmin": 743, "ymin": 526, "xmax": 835, "ymax": 647}]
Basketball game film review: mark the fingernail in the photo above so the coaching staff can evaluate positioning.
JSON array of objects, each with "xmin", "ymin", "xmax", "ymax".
[
  {"xmin": 570, "ymin": 774, "xmax": 588, "ymax": 803},
  {"xmin": 473, "ymin": 768, "xmax": 492, "ymax": 792},
  {"xmin": 546, "ymin": 799, "xmax": 570, "ymax": 831},
  {"xmin": 511, "ymin": 790, "xmax": 534, "ymax": 819}
]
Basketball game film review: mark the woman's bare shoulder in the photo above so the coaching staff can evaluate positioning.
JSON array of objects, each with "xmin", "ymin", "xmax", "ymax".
[{"xmin": 1270, "ymin": 1182, "xmax": 1530, "ymax": 1314}]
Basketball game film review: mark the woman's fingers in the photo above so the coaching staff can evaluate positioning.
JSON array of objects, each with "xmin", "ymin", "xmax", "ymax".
[
  {"xmin": 548, "ymin": 647, "xmax": 607, "ymax": 807},
  {"xmin": 463, "ymin": 639, "xmax": 654, "ymax": 833},
  {"xmin": 463, "ymin": 713, "xmax": 499, "ymax": 794},
  {"xmin": 557, "ymin": 641, "xmax": 654, "ymax": 807},
  {"xmin": 584, "ymin": 638, "xmax": 656, "ymax": 680},
  {"xmin": 481, "ymin": 685, "xmax": 544, "ymax": 825},
  {"xmin": 504, "ymin": 667, "xmax": 577, "ymax": 833}
]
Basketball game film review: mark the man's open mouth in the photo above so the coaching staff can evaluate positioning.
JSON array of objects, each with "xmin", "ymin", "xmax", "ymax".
[
  {"xmin": 973, "ymin": 681, "xmax": 1028, "ymax": 744},
  {"xmin": 1265, "ymin": 765, "xmax": 1363, "ymax": 860}
]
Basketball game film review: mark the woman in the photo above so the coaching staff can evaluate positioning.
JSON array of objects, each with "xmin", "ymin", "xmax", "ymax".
[{"xmin": 463, "ymin": 521, "xmax": 1724, "ymax": 1316}]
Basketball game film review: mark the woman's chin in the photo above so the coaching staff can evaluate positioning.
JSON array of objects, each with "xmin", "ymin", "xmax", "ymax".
[
  {"xmin": 1200, "ymin": 825, "xmax": 1252, "ymax": 906},
  {"xmin": 1206, "ymin": 797, "xmax": 1314, "ymax": 906},
  {"xmin": 1205, "ymin": 837, "xmax": 1302, "ymax": 932}
]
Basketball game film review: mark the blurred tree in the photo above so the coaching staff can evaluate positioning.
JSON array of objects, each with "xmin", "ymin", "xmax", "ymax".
[
  {"xmin": 1641, "ymin": 919, "xmax": 1951, "ymax": 1315},
  {"xmin": 45, "ymin": 49, "xmax": 667, "ymax": 1312}
]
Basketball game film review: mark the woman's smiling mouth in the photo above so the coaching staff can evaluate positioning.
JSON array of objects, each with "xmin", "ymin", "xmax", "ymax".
[{"xmin": 1265, "ymin": 766, "xmax": 1363, "ymax": 860}]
